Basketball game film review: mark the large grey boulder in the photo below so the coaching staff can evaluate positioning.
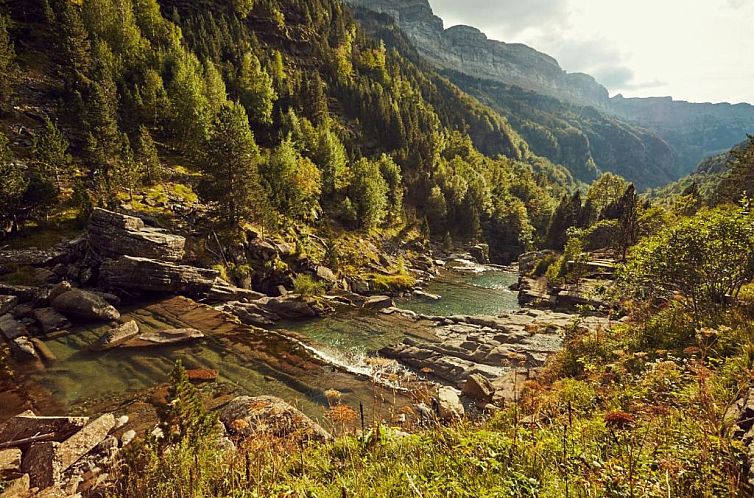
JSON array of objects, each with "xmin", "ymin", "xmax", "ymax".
[
  {"xmin": 220, "ymin": 396, "xmax": 331, "ymax": 443},
  {"xmin": 99, "ymin": 256, "xmax": 219, "ymax": 295},
  {"xmin": 88, "ymin": 208, "xmax": 185, "ymax": 261},
  {"xmin": 434, "ymin": 387, "xmax": 465, "ymax": 422},
  {"xmin": 51, "ymin": 288, "xmax": 120, "ymax": 321}
]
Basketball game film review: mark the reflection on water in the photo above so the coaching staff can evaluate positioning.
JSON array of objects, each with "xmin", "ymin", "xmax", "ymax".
[{"xmin": 6, "ymin": 267, "xmax": 520, "ymax": 422}]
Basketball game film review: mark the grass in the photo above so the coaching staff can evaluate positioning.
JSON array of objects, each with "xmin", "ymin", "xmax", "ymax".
[{"xmin": 108, "ymin": 297, "xmax": 754, "ymax": 498}]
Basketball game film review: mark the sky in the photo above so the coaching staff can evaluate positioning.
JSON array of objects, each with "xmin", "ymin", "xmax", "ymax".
[{"xmin": 429, "ymin": 0, "xmax": 754, "ymax": 104}]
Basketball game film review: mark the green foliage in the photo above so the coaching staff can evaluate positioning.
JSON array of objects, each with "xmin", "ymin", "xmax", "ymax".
[
  {"xmin": 622, "ymin": 206, "xmax": 754, "ymax": 323},
  {"xmin": 349, "ymin": 158, "xmax": 388, "ymax": 230},
  {"xmin": 717, "ymin": 135, "xmax": 754, "ymax": 204},
  {"xmin": 32, "ymin": 117, "xmax": 72, "ymax": 192},
  {"xmin": 262, "ymin": 138, "xmax": 322, "ymax": 221},
  {"xmin": 200, "ymin": 102, "xmax": 265, "ymax": 225},
  {"xmin": 0, "ymin": 132, "xmax": 27, "ymax": 232},
  {"xmin": 135, "ymin": 126, "xmax": 162, "ymax": 184},
  {"xmin": 236, "ymin": 52, "xmax": 277, "ymax": 125},
  {"xmin": 293, "ymin": 274, "xmax": 326, "ymax": 296},
  {"xmin": 0, "ymin": 15, "xmax": 17, "ymax": 104}
]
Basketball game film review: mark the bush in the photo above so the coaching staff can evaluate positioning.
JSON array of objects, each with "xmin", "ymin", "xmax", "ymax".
[
  {"xmin": 293, "ymin": 274, "xmax": 325, "ymax": 296},
  {"xmin": 582, "ymin": 219, "xmax": 620, "ymax": 251}
]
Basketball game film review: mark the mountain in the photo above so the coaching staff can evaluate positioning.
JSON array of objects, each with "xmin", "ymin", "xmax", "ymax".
[
  {"xmin": 345, "ymin": 0, "xmax": 608, "ymax": 108},
  {"xmin": 347, "ymin": 0, "xmax": 754, "ymax": 188}
]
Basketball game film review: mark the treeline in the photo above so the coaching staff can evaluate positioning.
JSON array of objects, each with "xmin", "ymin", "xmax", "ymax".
[{"xmin": 0, "ymin": 0, "xmax": 572, "ymax": 261}]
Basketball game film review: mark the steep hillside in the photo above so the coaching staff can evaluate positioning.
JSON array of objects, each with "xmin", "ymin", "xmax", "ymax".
[
  {"xmin": 0, "ymin": 0, "xmax": 574, "ymax": 265},
  {"xmin": 347, "ymin": 0, "xmax": 754, "ymax": 188}
]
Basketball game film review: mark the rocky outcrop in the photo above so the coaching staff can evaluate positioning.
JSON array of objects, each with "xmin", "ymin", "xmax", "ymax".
[
  {"xmin": 87, "ymin": 208, "xmax": 185, "ymax": 262},
  {"xmin": 51, "ymin": 288, "xmax": 120, "ymax": 322},
  {"xmin": 347, "ymin": 0, "xmax": 609, "ymax": 108},
  {"xmin": 99, "ymin": 256, "xmax": 218, "ymax": 295},
  {"xmin": 220, "ymin": 396, "xmax": 332, "ymax": 443},
  {"xmin": 434, "ymin": 386, "xmax": 464, "ymax": 422}
]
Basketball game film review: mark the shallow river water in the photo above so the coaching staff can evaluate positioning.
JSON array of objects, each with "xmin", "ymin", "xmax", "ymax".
[{"xmin": 4, "ymin": 265, "xmax": 520, "ymax": 423}]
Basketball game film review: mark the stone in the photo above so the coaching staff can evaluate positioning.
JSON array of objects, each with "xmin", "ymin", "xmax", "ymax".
[
  {"xmin": 220, "ymin": 396, "xmax": 331, "ymax": 443},
  {"xmin": 434, "ymin": 387, "xmax": 465, "ymax": 422},
  {"xmin": 51, "ymin": 289, "xmax": 120, "ymax": 322},
  {"xmin": 32, "ymin": 308, "xmax": 71, "ymax": 334},
  {"xmin": 0, "ymin": 473, "xmax": 29, "ymax": 498},
  {"xmin": 351, "ymin": 280, "xmax": 370, "ymax": 295},
  {"xmin": 461, "ymin": 373, "xmax": 496, "ymax": 403},
  {"xmin": 0, "ymin": 314, "xmax": 28, "ymax": 341},
  {"xmin": 186, "ymin": 369, "xmax": 218, "ymax": 383},
  {"xmin": 48, "ymin": 282, "xmax": 72, "ymax": 302},
  {"xmin": 88, "ymin": 208, "xmax": 186, "ymax": 262},
  {"xmin": 0, "ymin": 295, "xmax": 18, "ymax": 315},
  {"xmin": 0, "ymin": 414, "xmax": 89, "ymax": 445},
  {"xmin": 469, "ymin": 244, "xmax": 490, "ymax": 265},
  {"xmin": 10, "ymin": 337, "xmax": 38, "ymax": 361},
  {"xmin": 56, "ymin": 414, "xmax": 115, "ymax": 470},
  {"xmin": 261, "ymin": 296, "xmax": 321, "ymax": 320},
  {"xmin": 124, "ymin": 328, "xmax": 204, "ymax": 347},
  {"xmin": 99, "ymin": 256, "xmax": 219, "ymax": 296},
  {"xmin": 363, "ymin": 295, "xmax": 394, "ymax": 310},
  {"xmin": 0, "ymin": 448, "xmax": 21, "ymax": 476},
  {"xmin": 247, "ymin": 239, "xmax": 277, "ymax": 261},
  {"xmin": 22, "ymin": 441, "xmax": 62, "ymax": 489},
  {"xmin": 120, "ymin": 430, "xmax": 136, "ymax": 447},
  {"xmin": 315, "ymin": 266, "xmax": 337, "ymax": 284},
  {"xmin": 89, "ymin": 320, "xmax": 139, "ymax": 351},
  {"xmin": 114, "ymin": 415, "xmax": 129, "ymax": 430}
]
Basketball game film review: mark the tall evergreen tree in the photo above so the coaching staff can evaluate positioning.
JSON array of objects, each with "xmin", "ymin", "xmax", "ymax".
[
  {"xmin": 0, "ymin": 15, "xmax": 17, "ymax": 105},
  {"xmin": 32, "ymin": 117, "xmax": 73, "ymax": 191},
  {"xmin": 0, "ymin": 132, "xmax": 26, "ymax": 233},
  {"xmin": 200, "ymin": 101, "xmax": 265, "ymax": 224}
]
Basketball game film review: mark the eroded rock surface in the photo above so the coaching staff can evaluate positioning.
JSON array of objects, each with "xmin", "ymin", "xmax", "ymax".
[{"xmin": 220, "ymin": 396, "xmax": 331, "ymax": 443}]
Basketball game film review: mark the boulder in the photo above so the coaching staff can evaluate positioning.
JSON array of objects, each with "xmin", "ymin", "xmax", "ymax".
[
  {"xmin": 22, "ymin": 413, "xmax": 115, "ymax": 489},
  {"xmin": 351, "ymin": 280, "xmax": 370, "ymax": 295},
  {"xmin": 469, "ymin": 244, "xmax": 490, "ymax": 265},
  {"xmin": 88, "ymin": 208, "xmax": 185, "ymax": 262},
  {"xmin": 262, "ymin": 296, "xmax": 321, "ymax": 320},
  {"xmin": 32, "ymin": 308, "xmax": 71, "ymax": 334},
  {"xmin": 434, "ymin": 387, "xmax": 465, "ymax": 422},
  {"xmin": 0, "ymin": 295, "xmax": 18, "ymax": 315},
  {"xmin": 363, "ymin": 295, "xmax": 395, "ymax": 310},
  {"xmin": 48, "ymin": 281, "xmax": 72, "ymax": 302},
  {"xmin": 99, "ymin": 256, "xmax": 218, "ymax": 296},
  {"xmin": 90, "ymin": 320, "xmax": 139, "ymax": 351},
  {"xmin": 247, "ymin": 239, "xmax": 277, "ymax": 261},
  {"xmin": 0, "ymin": 448, "xmax": 21, "ymax": 477},
  {"xmin": 30, "ymin": 338, "xmax": 57, "ymax": 364},
  {"xmin": 0, "ymin": 314, "xmax": 28, "ymax": 341},
  {"xmin": 0, "ymin": 413, "xmax": 89, "ymax": 445},
  {"xmin": 10, "ymin": 337, "xmax": 38, "ymax": 361},
  {"xmin": 220, "ymin": 396, "xmax": 331, "ymax": 443},
  {"xmin": 315, "ymin": 266, "xmax": 337, "ymax": 284},
  {"xmin": 51, "ymin": 289, "xmax": 120, "ymax": 321},
  {"xmin": 461, "ymin": 373, "xmax": 496, "ymax": 403}
]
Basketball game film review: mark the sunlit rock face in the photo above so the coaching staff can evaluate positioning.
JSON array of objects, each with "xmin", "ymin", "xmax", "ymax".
[{"xmin": 346, "ymin": 0, "xmax": 610, "ymax": 108}]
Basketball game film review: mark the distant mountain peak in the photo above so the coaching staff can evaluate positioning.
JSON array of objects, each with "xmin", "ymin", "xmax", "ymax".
[{"xmin": 346, "ymin": 0, "xmax": 610, "ymax": 107}]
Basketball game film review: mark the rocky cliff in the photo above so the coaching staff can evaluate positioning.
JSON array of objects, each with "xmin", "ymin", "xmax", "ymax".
[{"xmin": 346, "ymin": 0, "xmax": 609, "ymax": 108}]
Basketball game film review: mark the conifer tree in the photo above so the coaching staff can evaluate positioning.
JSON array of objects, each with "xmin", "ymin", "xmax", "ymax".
[
  {"xmin": 159, "ymin": 361, "xmax": 217, "ymax": 445},
  {"xmin": 32, "ymin": 117, "xmax": 73, "ymax": 191},
  {"xmin": 200, "ymin": 101, "xmax": 265, "ymax": 225},
  {"xmin": 237, "ymin": 52, "xmax": 277, "ymax": 125},
  {"xmin": 349, "ymin": 158, "xmax": 388, "ymax": 230},
  {"xmin": 86, "ymin": 62, "xmax": 123, "ymax": 203},
  {"xmin": 135, "ymin": 126, "xmax": 161, "ymax": 184},
  {"xmin": 0, "ymin": 132, "xmax": 26, "ymax": 233},
  {"xmin": 0, "ymin": 15, "xmax": 17, "ymax": 105},
  {"xmin": 315, "ymin": 127, "xmax": 348, "ymax": 199},
  {"xmin": 56, "ymin": 0, "xmax": 92, "ymax": 95}
]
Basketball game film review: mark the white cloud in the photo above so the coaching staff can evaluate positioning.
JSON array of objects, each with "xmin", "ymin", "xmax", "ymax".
[{"xmin": 429, "ymin": 0, "xmax": 754, "ymax": 104}]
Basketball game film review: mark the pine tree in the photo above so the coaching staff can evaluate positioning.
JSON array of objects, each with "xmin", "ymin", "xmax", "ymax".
[
  {"xmin": 237, "ymin": 52, "xmax": 277, "ymax": 125},
  {"xmin": 200, "ymin": 101, "xmax": 265, "ymax": 225},
  {"xmin": 349, "ymin": 158, "xmax": 388, "ymax": 230},
  {"xmin": 86, "ymin": 64, "xmax": 123, "ymax": 203},
  {"xmin": 0, "ymin": 15, "xmax": 17, "ymax": 105},
  {"xmin": 55, "ymin": 0, "xmax": 92, "ymax": 95},
  {"xmin": 377, "ymin": 154, "xmax": 403, "ymax": 223},
  {"xmin": 159, "ymin": 361, "xmax": 217, "ymax": 445},
  {"xmin": 32, "ymin": 117, "xmax": 73, "ymax": 191},
  {"xmin": 135, "ymin": 126, "xmax": 161, "ymax": 184},
  {"xmin": 315, "ymin": 127, "xmax": 348, "ymax": 199},
  {"xmin": 0, "ymin": 132, "xmax": 27, "ymax": 233}
]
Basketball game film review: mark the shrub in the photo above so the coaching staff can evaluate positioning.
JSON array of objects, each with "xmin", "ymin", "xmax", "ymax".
[{"xmin": 293, "ymin": 274, "xmax": 325, "ymax": 296}]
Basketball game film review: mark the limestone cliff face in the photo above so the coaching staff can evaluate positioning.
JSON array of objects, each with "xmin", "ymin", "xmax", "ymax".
[{"xmin": 346, "ymin": 0, "xmax": 609, "ymax": 108}]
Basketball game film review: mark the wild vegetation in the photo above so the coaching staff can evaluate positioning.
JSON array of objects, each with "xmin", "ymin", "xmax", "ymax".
[{"xmin": 1, "ymin": 0, "xmax": 754, "ymax": 496}]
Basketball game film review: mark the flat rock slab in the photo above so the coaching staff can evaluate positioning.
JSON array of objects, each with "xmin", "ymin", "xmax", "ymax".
[
  {"xmin": 32, "ymin": 308, "xmax": 71, "ymax": 335},
  {"xmin": 99, "ymin": 256, "xmax": 218, "ymax": 295},
  {"xmin": 0, "ymin": 414, "xmax": 89, "ymax": 445},
  {"xmin": 0, "ymin": 473, "xmax": 29, "ymax": 498},
  {"xmin": 22, "ymin": 413, "xmax": 115, "ymax": 489},
  {"xmin": 187, "ymin": 369, "xmax": 218, "ymax": 383},
  {"xmin": 88, "ymin": 208, "xmax": 186, "ymax": 261},
  {"xmin": 51, "ymin": 289, "xmax": 120, "ymax": 322},
  {"xmin": 0, "ymin": 314, "xmax": 27, "ymax": 341},
  {"xmin": 90, "ymin": 320, "xmax": 139, "ymax": 351},
  {"xmin": 122, "ymin": 328, "xmax": 204, "ymax": 347},
  {"xmin": 363, "ymin": 295, "xmax": 395, "ymax": 310}
]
